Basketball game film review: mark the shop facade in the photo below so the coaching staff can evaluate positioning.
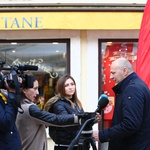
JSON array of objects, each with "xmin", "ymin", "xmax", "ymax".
[{"xmin": 0, "ymin": 4, "xmax": 144, "ymax": 149}]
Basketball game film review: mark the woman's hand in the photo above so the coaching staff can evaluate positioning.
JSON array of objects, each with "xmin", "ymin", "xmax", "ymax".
[{"xmin": 95, "ymin": 113, "xmax": 101, "ymax": 122}]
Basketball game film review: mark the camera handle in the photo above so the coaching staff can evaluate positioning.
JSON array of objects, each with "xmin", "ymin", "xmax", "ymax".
[
  {"xmin": 67, "ymin": 117, "xmax": 96, "ymax": 150},
  {"xmin": 11, "ymin": 70, "xmax": 24, "ymax": 113}
]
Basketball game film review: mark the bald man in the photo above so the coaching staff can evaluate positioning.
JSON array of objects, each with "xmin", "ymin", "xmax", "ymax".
[{"xmin": 93, "ymin": 57, "xmax": 150, "ymax": 150}]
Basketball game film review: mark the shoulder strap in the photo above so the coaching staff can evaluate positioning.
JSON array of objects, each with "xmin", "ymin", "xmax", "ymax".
[
  {"xmin": 12, "ymin": 70, "xmax": 24, "ymax": 113},
  {"xmin": 0, "ymin": 92, "xmax": 7, "ymax": 104}
]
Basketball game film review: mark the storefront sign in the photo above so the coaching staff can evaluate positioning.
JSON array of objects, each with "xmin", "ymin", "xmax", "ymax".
[
  {"xmin": 0, "ymin": 12, "xmax": 143, "ymax": 30},
  {"xmin": 0, "ymin": 17, "xmax": 43, "ymax": 29}
]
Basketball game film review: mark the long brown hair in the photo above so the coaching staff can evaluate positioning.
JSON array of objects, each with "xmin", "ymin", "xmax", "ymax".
[{"xmin": 56, "ymin": 74, "xmax": 83, "ymax": 109}]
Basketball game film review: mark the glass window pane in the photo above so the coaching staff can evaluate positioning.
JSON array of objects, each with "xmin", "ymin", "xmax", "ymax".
[
  {"xmin": 0, "ymin": 41, "xmax": 68, "ymax": 102},
  {"xmin": 100, "ymin": 41, "xmax": 138, "ymax": 121}
]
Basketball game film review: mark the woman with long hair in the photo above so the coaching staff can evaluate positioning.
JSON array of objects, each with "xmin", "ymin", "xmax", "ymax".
[{"xmin": 45, "ymin": 74, "xmax": 84, "ymax": 150}]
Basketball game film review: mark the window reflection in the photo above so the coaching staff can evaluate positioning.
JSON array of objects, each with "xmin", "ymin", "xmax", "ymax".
[
  {"xmin": 0, "ymin": 41, "xmax": 68, "ymax": 103},
  {"xmin": 101, "ymin": 41, "xmax": 138, "ymax": 121}
]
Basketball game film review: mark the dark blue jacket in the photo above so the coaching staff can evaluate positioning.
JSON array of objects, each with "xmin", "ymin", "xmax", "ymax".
[
  {"xmin": 49, "ymin": 98, "xmax": 84, "ymax": 145},
  {"xmin": 0, "ymin": 92, "xmax": 21, "ymax": 150},
  {"xmin": 99, "ymin": 72, "xmax": 150, "ymax": 150}
]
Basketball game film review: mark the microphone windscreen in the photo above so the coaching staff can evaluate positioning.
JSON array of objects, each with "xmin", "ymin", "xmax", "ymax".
[
  {"xmin": 99, "ymin": 94, "xmax": 108, "ymax": 100},
  {"xmin": 98, "ymin": 94, "xmax": 109, "ymax": 109}
]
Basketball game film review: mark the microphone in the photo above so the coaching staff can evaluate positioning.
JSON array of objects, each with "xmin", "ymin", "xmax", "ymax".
[
  {"xmin": 18, "ymin": 65, "xmax": 38, "ymax": 71},
  {"xmin": 95, "ymin": 94, "xmax": 109, "ymax": 113}
]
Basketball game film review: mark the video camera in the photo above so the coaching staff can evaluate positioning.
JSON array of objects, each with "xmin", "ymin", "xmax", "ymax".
[{"xmin": 0, "ymin": 60, "xmax": 38, "ymax": 89}]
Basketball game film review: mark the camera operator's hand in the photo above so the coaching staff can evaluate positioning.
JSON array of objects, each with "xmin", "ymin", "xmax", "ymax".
[{"xmin": 4, "ymin": 74, "xmax": 22, "ymax": 93}]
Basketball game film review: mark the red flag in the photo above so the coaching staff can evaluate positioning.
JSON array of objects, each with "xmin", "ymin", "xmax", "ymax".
[{"xmin": 136, "ymin": 0, "xmax": 150, "ymax": 89}]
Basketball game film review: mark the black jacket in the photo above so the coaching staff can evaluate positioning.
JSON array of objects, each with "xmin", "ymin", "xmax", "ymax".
[
  {"xmin": 49, "ymin": 98, "xmax": 84, "ymax": 145},
  {"xmin": 0, "ymin": 92, "xmax": 21, "ymax": 150},
  {"xmin": 99, "ymin": 72, "xmax": 150, "ymax": 150}
]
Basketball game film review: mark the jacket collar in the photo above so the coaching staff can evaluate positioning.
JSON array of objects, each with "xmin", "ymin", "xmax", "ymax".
[{"xmin": 112, "ymin": 72, "xmax": 138, "ymax": 94}]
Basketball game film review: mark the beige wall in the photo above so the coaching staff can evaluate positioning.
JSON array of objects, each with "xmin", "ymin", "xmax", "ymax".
[
  {"xmin": 47, "ymin": 138, "xmax": 54, "ymax": 150},
  {"xmin": 0, "ymin": 29, "xmax": 139, "ymax": 150}
]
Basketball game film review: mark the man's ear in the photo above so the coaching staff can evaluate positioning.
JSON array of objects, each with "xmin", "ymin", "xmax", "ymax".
[{"xmin": 123, "ymin": 67, "xmax": 129, "ymax": 77}]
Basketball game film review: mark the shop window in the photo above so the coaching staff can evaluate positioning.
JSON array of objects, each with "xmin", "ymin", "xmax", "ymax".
[
  {"xmin": 0, "ymin": 39, "xmax": 70, "ymax": 104},
  {"xmin": 99, "ymin": 39, "xmax": 138, "ymax": 127}
]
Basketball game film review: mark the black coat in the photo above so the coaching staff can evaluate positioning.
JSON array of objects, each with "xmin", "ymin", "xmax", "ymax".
[
  {"xmin": 49, "ymin": 98, "xmax": 84, "ymax": 145},
  {"xmin": 0, "ymin": 93, "xmax": 21, "ymax": 150},
  {"xmin": 99, "ymin": 73, "xmax": 150, "ymax": 150}
]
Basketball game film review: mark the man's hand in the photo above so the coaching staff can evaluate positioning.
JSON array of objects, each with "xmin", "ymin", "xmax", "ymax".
[{"xmin": 93, "ymin": 130, "xmax": 100, "ymax": 141}]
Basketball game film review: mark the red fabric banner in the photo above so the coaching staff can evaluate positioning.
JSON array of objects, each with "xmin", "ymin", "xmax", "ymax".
[{"xmin": 136, "ymin": 0, "xmax": 150, "ymax": 89}]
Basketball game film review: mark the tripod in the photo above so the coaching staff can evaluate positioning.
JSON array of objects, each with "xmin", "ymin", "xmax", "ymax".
[
  {"xmin": 77, "ymin": 130, "xmax": 97, "ymax": 150},
  {"xmin": 67, "ymin": 116, "xmax": 97, "ymax": 150}
]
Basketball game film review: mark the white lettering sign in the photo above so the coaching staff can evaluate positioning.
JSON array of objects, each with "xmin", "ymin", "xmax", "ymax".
[{"xmin": 12, "ymin": 58, "xmax": 58, "ymax": 78}]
